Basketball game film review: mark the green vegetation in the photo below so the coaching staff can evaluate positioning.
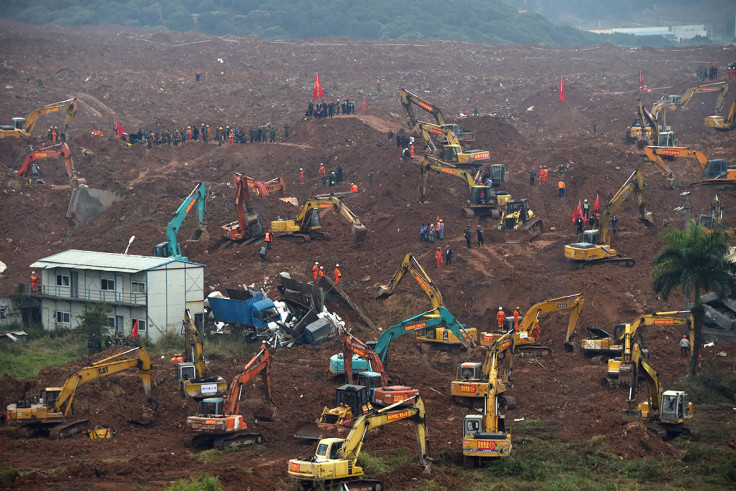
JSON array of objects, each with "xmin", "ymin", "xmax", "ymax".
[
  {"xmin": 147, "ymin": 329, "xmax": 263, "ymax": 361},
  {"xmin": 167, "ymin": 475, "xmax": 224, "ymax": 491},
  {"xmin": 0, "ymin": 329, "xmax": 87, "ymax": 379},
  {"xmin": 358, "ymin": 447, "xmax": 418, "ymax": 475},
  {"xmin": 0, "ymin": 464, "xmax": 20, "ymax": 485},
  {"xmin": 0, "ymin": 0, "xmax": 699, "ymax": 47},
  {"xmin": 193, "ymin": 445, "xmax": 264, "ymax": 464}
]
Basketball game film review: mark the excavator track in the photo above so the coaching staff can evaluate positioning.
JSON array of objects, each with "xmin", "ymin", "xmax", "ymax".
[
  {"xmin": 49, "ymin": 419, "xmax": 89, "ymax": 439},
  {"xmin": 293, "ymin": 477, "xmax": 384, "ymax": 491},
  {"xmin": 213, "ymin": 432, "xmax": 263, "ymax": 450},
  {"xmin": 581, "ymin": 257, "xmax": 635, "ymax": 268},
  {"xmin": 516, "ymin": 345, "xmax": 552, "ymax": 357}
]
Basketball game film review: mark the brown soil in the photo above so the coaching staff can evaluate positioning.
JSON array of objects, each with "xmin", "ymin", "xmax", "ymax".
[{"xmin": 1, "ymin": 20, "xmax": 735, "ymax": 490}]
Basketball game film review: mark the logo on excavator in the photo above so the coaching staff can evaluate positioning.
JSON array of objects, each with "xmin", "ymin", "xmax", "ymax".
[
  {"xmin": 289, "ymin": 462, "xmax": 301, "ymax": 473},
  {"xmin": 460, "ymin": 384, "xmax": 477, "ymax": 394},
  {"xmin": 387, "ymin": 410, "xmax": 410, "ymax": 422},
  {"xmin": 557, "ymin": 303, "xmax": 569, "ymax": 308},
  {"xmin": 354, "ymin": 347, "xmax": 366, "ymax": 357},
  {"xmin": 472, "ymin": 152, "xmax": 490, "ymax": 160},
  {"xmin": 404, "ymin": 322, "xmax": 427, "ymax": 331},
  {"xmin": 388, "ymin": 393, "xmax": 410, "ymax": 403},
  {"xmin": 319, "ymin": 203, "xmax": 333, "ymax": 208},
  {"xmin": 430, "ymin": 128, "xmax": 444, "ymax": 136},
  {"xmin": 418, "ymin": 101, "xmax": 434, "ymax": 112},
  {"xmin": 476, "ymin": 440, "xmax": 497, "ymax": 450},
  {"xmin": 97, "ymin": 366, "xmax": 109, "ymax": 375},
  {"xmin": 653, "ymin": 319, "xmax": 675, "ymax": 325},
  {"xmin": 440, "ymin": 168, "xmax": 459, "ymax": 176}
]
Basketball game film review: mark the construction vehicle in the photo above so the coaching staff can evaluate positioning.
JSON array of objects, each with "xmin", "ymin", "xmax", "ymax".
[
  {"xmin": 462, "ymin": 329, "xmax": 515, "ymax": 465},
  {"xmin": 642, "ymin": 145, "xmax": 736, "ymax": 188},
  {"xmin": 651, "ymin": 81, "xmax": 730, "ymax": 118},
  {"xmin": 177, "ymin": 310, "xmax": 227, "ymax": 399},
  {"xmin": 621, "ymin": 344, "xmax": 695, "ymax": 439},
  {"xmin": 0, "ymin": 98, "xmax": 78, "ymax": 139},
  {"xmin": 186, "ymin": 344, "xmax": 272, "ymax": 449},
  {"xmin": 294, "ymin": 383, "xmax": 374, "ymax": 441},
  {"xmin": 565, "ymin": 170, "xmax": 653, "ymax": 267},
  {"xmin": 400, "ymin": 88, "xmax": 474, "ymax": 142},
  {"xmin": 152, "ymin": 182, "xmax": 207, "ymax": 261},
  {"xmin": 6, "ymin": 347, "xmax": 152, "ymax": 438},
  {"xmin": 17, "ymin": 142, "xmax": 86, "ymax": 186},
  {"xmin": 221, "ymin": 172, "xmax": 265, "ymax": 243},
  {"xmin": 244, "ymin": 175, "xmax": 287, "ymax": 196},
  {"xmin": 375, "ymin": 253, "xmax": 444, "ymax": 312},
  {"xmin": 415, "ymin": 121, "xmax": 489, "ymax": 168},
  {"xmin": 494, "ymin": 198, "xmax": 543, "ymax": 241},
  {"xmin": 705, "ymin": 100, "xmax": 736, "ymax": 131},
  {"xmin": 580, "ymin": 311, "xmax": 691, "ymax": 355},
  {"xmin": 419, "ymin": 156, "xmax": 511, "ymax": 218},
  {"xmin": 698, "ymin": 194, "xmax": 733, "ymax": 235},
  {"xmin": 479, "ymin": 293, "xmax": 584, "ymax": 354},
  {"xmin": 330, "ymin": 307, "xmax": 476, "ymax": 376},
  {"xmin": 270, "ymin": 195, "xmax": 367, "ymax": 242},
  {"xmin": 288, "ymin": 396, "xmax": 430, "ymax": 489},
  {"xmin": 636, "ymin": 98, "xmax": 677, "ymax": 148}
]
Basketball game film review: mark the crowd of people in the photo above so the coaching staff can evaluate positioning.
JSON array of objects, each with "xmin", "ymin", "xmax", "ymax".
[
  {"xmin": 110, "ymin": 122, "xmax": 289, "ymax": 148},
  {"xmin": 305, "ymin": 99, "xmax": 357, "ymax": 118}
]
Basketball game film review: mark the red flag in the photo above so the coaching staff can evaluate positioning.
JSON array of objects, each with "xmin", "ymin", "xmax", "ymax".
[
  {"xmin": 312, "ymin": 73, "xmax": 323, "ymax": 100},
  {"xmin": 572, "ymin": 200, "xmax": 582, "ymax": 223},
  {"xmin": 361, "ymin": 98, "xmax": 365, "ymax": 111},
  {"xmin": 131, "ymin": 319, "xmax": 139, "ymax": 340},
  {"xmin": 639, "ymin": 71, "xmax": 643, "ymax": 89},
  {"xmin": 114, "ymin": 120, "xmax": 125, "ymax": 139},
  {"xmin": 593, "ymin": 194, "xmax": 600, "ymax": 210},
  {"xmin": 559, "ymin": 76, "xmax": 565, "ymax": 102}
]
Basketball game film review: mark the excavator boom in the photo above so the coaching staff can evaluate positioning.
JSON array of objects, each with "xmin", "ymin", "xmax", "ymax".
[
  {"xmin": 271, "ymin": 195, "xmax": 367, "ymax": 242},
  {"xmin": 18, "ymin": 143, "xmax": 75, "ymax": 181},
  {"xmin": 153, "ymin": 182, "xmax": 208, "ymax": 260},
  {"xmin": 375, "ymin": 253, "xmax": 444, "ymax": 310},
  {"xmin": 222, "ymin": 172, "xmax": 265, "ymax": 243},
  {"xmin": 0, "ymin": 98, "xmax": 78, "ymax": 139},
  {"xmin": 178, "ymin": 310, "xmax": 227, "ymax": 399}
]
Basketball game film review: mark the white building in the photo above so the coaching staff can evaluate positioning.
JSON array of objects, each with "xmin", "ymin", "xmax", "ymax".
[
  {"xmin": 30, "ymin": 250, "xmax": 205, "ymax": 342},
  {"xmin": 609, "ymin": 25, "xmax": 708, "ymax": 42}
]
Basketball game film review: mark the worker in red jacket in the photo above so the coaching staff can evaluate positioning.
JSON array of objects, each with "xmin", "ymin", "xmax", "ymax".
[
  {"xmin": 334, "ymin": 264, "xmax": 342, "ymax": 284},
  {"xmin": 312, "ymin": 262, "xmax": 320, "ymax": 281},
  {"xmin": 435, "ymin": 247, "xmax": 444, "ymax": 268},
  {"xmin": 513, "ymin": 307, "xmax": 521, "ymax": 331},
  {"xmin": 496, "ymin": 307, "xmax": 506, "ymax": 329}
]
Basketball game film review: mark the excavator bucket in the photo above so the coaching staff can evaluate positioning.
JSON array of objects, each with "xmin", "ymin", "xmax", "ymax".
[
  {"xmin": 352, "ymin": 222, "xmax": 367, "ymax": 242},
  {"xmin": 488, "ymin": 217, "xmax": 543, "ymax": 244},
  {"xmin": 374, "ymin": 284, "xmax": 392, "ymax": 299},
  {"xmin": 294, "ymin": 421, "xmax": 351, "ymax": 441},
  {"xmin": 188, "ymin": 227, "xmax": 209, "ymax": 242}
]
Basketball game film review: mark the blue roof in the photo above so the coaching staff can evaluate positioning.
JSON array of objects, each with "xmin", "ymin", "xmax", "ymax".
[{"xmin": 30, "ymin": 249, "xmax": 205, "ymax": 272}]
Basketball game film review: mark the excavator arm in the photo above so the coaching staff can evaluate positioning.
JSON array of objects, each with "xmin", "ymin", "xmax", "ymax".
[
  {"xmin": 400, "ymin": 88, "xmax": 447, "ymax": 128},
  {"xmin": 598, "ymin": 169, "xmax": 652, "ymax": 245},
  {"xmin": 55, "ymin": 347, "xmax": 152, "ymax": 417},
  {"xmin": 18, "ymin": 143, "xmax": 74, "ymax": 178},
  {"xmin": 705, "ymin": 100, "xmax": 736, "ymax": 130},
  {"xmin": 18, "ymin": 98, "xmax": 78, "ymax": 138},
  {"xmin": 680, "ymin": 81, "xmax": 729, "ymax": 113},
  {"xmin": 416, "ymin": 121, "xmax": 461, "ymax": 149},
  {"xmin": 418, "ymin": 156, "xmax": 477, "ymax": 203},
  {"xmin": 183, "ymin": 310, "xmax": 206, "ymax": 377},
  {"xmin": 244, "ymin": 175, "xmax": 287, "ymax": 197},
  {"xmin": 374, "ymin": 253, "xmax": 444, "ymax": 311},
  {"xmin": 224, "ymin": 345, "xmax": 272, "ymax": 417},
  {"xmin": 642, "ymin": 146, "xmax": 711, "ymax": 188},
  {"xmin": 222, "ymin": 172, "xmax": 265, "ymax": 242},
  {"xmin": 158, "ymin": 182, "xmax": 207, "ymax": 259},
  {"xmin": 342, "ymin": 331, "xmax": 387, "ymax": 386},
  {"xmin": 297, "ymin": 196, "xmax": 367, "ymax": 240}
]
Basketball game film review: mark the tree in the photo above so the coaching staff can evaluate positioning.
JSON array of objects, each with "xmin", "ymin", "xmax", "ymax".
[
  {"xmin": 79, "ymin": 303, "xmax": 114, "ymax": 354},
  {"xmin": 651, "ymin": 221, "xmax": 735, "ymax": 376}
]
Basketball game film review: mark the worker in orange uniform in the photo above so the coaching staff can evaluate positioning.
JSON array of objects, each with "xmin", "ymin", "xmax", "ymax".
[
  {"xmin": 319, "ymin": 163, "xmax": 326, "ymax": 176},
  {"xmin": 496, "ymin": 307, "xmax": 506, "ymax": 329},
  {"xmin": 170, "ymin": 353, "xmax": 184, "ymax": 363},
  {"xmin": 318, "ymin": 266, "xmax": 325, "ymax": 278},
  {"xmin": 264, "ymin": 229, "xmax": 273, "ymax": 250},
  {"xmin": 557, "ymin": 178, "xmax": 565, "ymax": 198},
  {"xmin": 334, "ymin": 264, "xmax": 342, "ymax": 284},
  {"xmin": 513, "ymin": 307, "xmax": 521, "ymax": 331},
  {"xmin": 30, "ymin": 271, "xmax": 40, "ymax": 294},
  {"xmin": 435, "ymin": 247, "xmax": 444, "ymax": 268},
  {"xmin": 531, "ymin": 320, "xmax": 540, "ymax": 341},
  {"xmin": 313, "ymin": 262, "xmax": 320, "ymax": 281},
  {"xmin": 300, "ymin": 168, "xmax": 305, "ymax": 184},
  {"xmin": 350, "ymin": 183, "xmax": 358, "ymax": 192}
]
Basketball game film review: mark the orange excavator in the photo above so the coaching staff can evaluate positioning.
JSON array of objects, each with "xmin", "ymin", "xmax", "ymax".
[
  {"xmin": 17, "ymin": 143, "xmax": 84, "ymax": 186},
  {"xmin": 186, "ymin": 345, "xmax": 273, "ymax": 450},
  {"xmin": 245, "ymin": 175, "xmax": 287, "ymax": 197},
  {"xmin": 221, "ymin": 172, "xmax": 266, "ymax": 243},
  {"xmin": 642, "ymin": 146, "xmax": 736, "ymax": 189}
]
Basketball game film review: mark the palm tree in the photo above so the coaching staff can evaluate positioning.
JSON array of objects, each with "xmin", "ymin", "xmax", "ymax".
[{"xmin": 652, "ymin": 220, "xmax": 735, "ymax": 376}]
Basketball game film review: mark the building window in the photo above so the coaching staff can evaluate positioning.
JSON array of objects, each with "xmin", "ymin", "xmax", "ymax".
[
  {"xmin": 132, "ymin": 318, "xmax": 146, "ymax": 332},
  {"xmin": 132, "ymin": 281, "xmax": 146, "ymax": 294},
  {"xmin": 56, "ymin": 274, "xmax": 70, "ymax": 287},
  {"xmin": 106, "ymin": 316, "xmax": 116, "ymax": 328},
  {"xmin": 56, "ymin": 311, "xmax": 71, "ymax": 324},
  {"xmin": 101, "ymin": 278, "xmax": 115, "ymax": 291}
]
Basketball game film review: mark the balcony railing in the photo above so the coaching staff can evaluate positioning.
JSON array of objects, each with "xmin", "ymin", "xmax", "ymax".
[{"xmin": 32, "ymin": 285, "xmax": 146, "ymax": 306}]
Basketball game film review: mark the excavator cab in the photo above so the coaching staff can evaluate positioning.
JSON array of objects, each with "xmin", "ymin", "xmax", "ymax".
[
  {"xmin": 660, "ymin": 390, "xmax": 691, "ymax": 424},
  {"xmin": 355, "ymin": 372, "xmax": 382, "ymax": 390},
  {"xmin": 196, "ymin": 397, "xmax": 226, "ymax": 418},
  {"xmin": 703, "ymin": 159, "xmax": 731, "ymax": 179},
  {"xmin": 11, "ymin": 117, "xmax": 26, "ymax": 130},
  {"xmin": 456, "ymin": 362, "xmax": 482, "ymax": 381},
  {"xmin": 656, "ymin": 131, "xmax": 677, "ymax": 147},
  {"xmin": 441, "ymin": 146, "xmax": 460, "ymax": 163},
  {"xmin": 576, "ymin": 229, "xmax": 599, "ymax": 245},
  {"xmin": 41, "ymin": 388, "xmax": 62, "ymax": 407}
]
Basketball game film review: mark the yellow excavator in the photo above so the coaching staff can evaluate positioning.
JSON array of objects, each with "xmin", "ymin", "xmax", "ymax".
[
  {"xmin": 651, "ymin": 81, "xmax": 730, "ymax": 118},
  {"xmin": 705, "ymin": 100, "xmax": 736, "ymax": 131},
  {"xmin": 400, "ymin": 88, "xmax": 474, "ymax": 142},
  {"xmin": 177, "ymin": 310, "xmax": 227, "ymax": 399},
  {"xmin": 288, "ymin": 396, "xmax": 430, "ymax": 489},
  {"xmin": 698, "ymin": 194, "xmax": 733, "ymax": 235},
  {"xmin": 642, "ymin": 145, "xmax": 736, "ymax": 189},
  {"xmin": 493, "ymin": 198, "xmax": 543, "ymax": 242},
  {"xmin": 419, "ymin": 156, "xmax": 511, "ymax": 218},
  {"xmin": 415, "ymin": 121, "xmax": 489, "ymax": 169},
  {"xmin": 479, "ymin": 293, "xmax": 584, "ymax": 353},
  {"xmin": 565, "ymin": 169, "xmax": 653, "ymax": 267},
  {"xmin": 0, "ymin": 98, "xmax": 78, "ymax": 139},
  {"xmin": 270, "ymin": 195, "xmax": 367, "ymax": 242},
  {"xmin": 638, "ymin": 98, "xmax": 677, "ymax": 147},
  {"xmin": 375, "ymin": 253, "xmax": 444, "ymax": 312},
  {"xmin": 5, "ymin": 347, "xmax": 153, "ymax": 438},
  {"xmin": 462, "ymin": 329, "xmax": 515, "ymax": 466}
]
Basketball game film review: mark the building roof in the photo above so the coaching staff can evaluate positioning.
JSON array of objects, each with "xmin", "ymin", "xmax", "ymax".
[{"xmin": 30, "ymin": 249, "xmax": 204, "ymax": 273}]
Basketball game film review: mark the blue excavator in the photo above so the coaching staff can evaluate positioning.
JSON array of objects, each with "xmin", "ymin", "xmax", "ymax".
[{"xmin": 153, "ymin": 182, "xmax": 207, "ymax": 261}]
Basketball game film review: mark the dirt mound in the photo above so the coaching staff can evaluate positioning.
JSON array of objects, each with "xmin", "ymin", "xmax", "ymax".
[{"xmin": 604, "ymin": 422, "xmax": 683, "ymax": 460}]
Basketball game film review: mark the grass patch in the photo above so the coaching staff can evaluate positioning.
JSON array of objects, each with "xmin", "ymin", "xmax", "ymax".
[
  {"xmin": 676, "ymin": 370, "xmax": 736, "ymax": 404},
  {"xmin": 193, "ymin": 444, "xmax": 265, "ymax": 464},
  {"xmin": 0, "ymin": 331, "xmax": 87, "ymax": 379},
  {"xmin": 142, "ymin": 330, "xmax": 262, "ymax": 361},
  {"xmin": 358, "ymin": 447, "xmax": 417, "ymax": 475},
  {"xmin": 0, "ymin": 464, "xmax": 20, "ymax": 485},
  {"xmin": 167, "ymin": 475, "xmax": 224, "ymax": 491}
]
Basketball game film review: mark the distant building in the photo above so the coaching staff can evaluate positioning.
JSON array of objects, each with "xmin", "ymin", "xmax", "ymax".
[
  {"xmin": 587, "ymin": 25, "xmax": 709, "ymax": 42},
  {"xmin": 30, "ymin": 250, "xmax": 205, "ymax": 342}
]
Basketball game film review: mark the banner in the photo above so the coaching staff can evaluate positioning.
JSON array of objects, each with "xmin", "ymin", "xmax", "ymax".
[
  {"xmin": 114, "ymin": 120, "xmax": 125, "ymax": 139},
  {"xmin": 572, "ymin": 200, "xmax": 582, "ymax": 223},
  {"xmin": 559, "ymin": 77, "xmax": 565, "ymax": 102},
  {"xmin": 313, "ymin": 73, "xmax": 324, "ymax": 100}
]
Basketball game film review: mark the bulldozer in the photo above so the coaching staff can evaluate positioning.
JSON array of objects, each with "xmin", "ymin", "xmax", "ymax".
[
  {"xmin": 489, "ymin": 199, "xmax": 543, "ymax": 242},
  {"xmin": 270, "ymin": 195, "xmax": 367, "ymax": 243},
  {"xmin": 294, "ymin": 384, "xmax": 373, "ymax": 440}
]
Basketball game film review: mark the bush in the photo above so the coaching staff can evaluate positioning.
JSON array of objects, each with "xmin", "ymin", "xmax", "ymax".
[
  {"xmin": 0, "ymin": 464, "xmax": 20, "ymax": 485},
  {"xmin": 167, "ymin": 475, "xmax": 224, "ymax": 491}
]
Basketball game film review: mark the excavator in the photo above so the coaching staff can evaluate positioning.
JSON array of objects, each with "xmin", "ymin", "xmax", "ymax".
[
  {"xmin": 0, "ymin": 98, "xmax": 78, "ymax": 139},
  {"xmin": 462, "ymin": 329, "xmax": 515, "ymax": 465},
  {"xmin": 176, "ymin": 310, "xmax": 227, "ymax": 399},
  {"xmin": 374, "ymin": 253, "xmax": 444, "ymax": 312},
  {"xmin": 17, "ymin": 142, "xmax": 85, "ymax": 187},
  {"xmin": 288, "ymin": 396, "xmax": 431, "ymax": 489},
  {"xmin": 270, "ymin": 195, "xmax": 367, "ymax": 242},
  {"xmin": 419, "ymin": 156, "xmax": 511, "ymax": 218},
  {"xmin": 479, "ymin": 293, "xmax": 584, "ymax": 354},
  {"xmin": 642, "ymin": 145, "xmax": 736, "ymax": 189},
  {"xmin": 565, "ymin": 169, "xmax": 653, "ymax": 267},
  {"xmin": 244, "ymin": 175, "xmax": 287, "ymax": 197},
  {"xmin": 705, "ymin": 100, "xmax": 736, "ymax": 131},
  {"xmin": 152, "ymin": 182, "xmax": 207, "ymax": 261},
  {"xmin": 415, "ymin": 121, "xmax": 490, "ymax": 169},
  {"xmin": 698, "ymin": 194, "xmax": 733, "ymax": 235},
  {"xmin": 6, "ymin": 347, "xmax": 152, "ymax": 438},
  {"xmin": 400, "ymin": 88, "xmax": 474, "ymax": 142},
  {"xmin": 651, "ymin": 81, "xmax": 730, "ymax": 118},
  {"xmin": 186, "ymin": 344, "xmax": 272, "ymax": 449},
  {"xmin": 621, "ymin": 343, "xmax": 696, "ymax": 439},
  {"xmin": 221, "ymin": 172, "xmax": 265, "ymax": 243},
  {"xmin": 493, "ymin": 198, "xmax": 543, "ymax": 242}
]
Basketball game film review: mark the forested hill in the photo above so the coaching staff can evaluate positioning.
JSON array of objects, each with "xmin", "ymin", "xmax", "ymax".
[{"xmin": 0, "ymin": 0, "xmax": 680, "ymax": 47}]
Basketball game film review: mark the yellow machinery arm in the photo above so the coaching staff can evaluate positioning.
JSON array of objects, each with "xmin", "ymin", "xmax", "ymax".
[
  {"xmin": 1, "ymin": 98, "xmax": 78, "ymax": 139},
  {"xmin": 419, "ymin": 156, "xmax": 475, "ymax": 202},
  {"xmin": 297, "ymin": 196, "xmax": 367, "ymax": 239},
  {"xmin": 374, "ymin": 253, "xmax": 444, "ymax": 311},
  {"xmin": 599, "ymin": 169, "xmax": 652, "ymax": 245},
  {"xmin": 183, "ymin": 310, "xmax": 207, "ymax": 377},
  {"xmin": 400, "ymin": 88, "xmax": 447, "ymax": 128}
]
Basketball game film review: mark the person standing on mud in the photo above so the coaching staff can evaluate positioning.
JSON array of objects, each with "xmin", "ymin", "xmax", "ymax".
[
  {"xmin": 464, "ymin": 226, "xmax": 472, "ymax": 249},
  {"xmin": 529, "ymin": 169, "xmax": 536, "ymax": 186},
  {"xmin": 388, "ymin": 130, "xmax": 394, "ymax": 145},
  {"xmin": 680, "ymin": 335, "xmax": 690, "ymax": 357},
  {"xmin": 476, "ymin": 224, "xmax": 484, "ymax": 247},
  {"xmin": 435, "ymin": 247, "xmax": 444, "ymax": 268},
  {"xmin": 445, "ymin": 244, "xmax": 452, "ymax": 266},
  {"xmin": 496, "ymin": 307, "xmax": 505, "ymax": 329}
]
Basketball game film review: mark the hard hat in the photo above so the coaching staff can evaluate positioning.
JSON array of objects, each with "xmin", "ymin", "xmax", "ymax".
[
  {"xmin": 320, "ymin": 266, "xmax": 324, "ymax": 270},
  {"xmin": 584, "ymin": 199, "xmax": 588, "ymax": 202},
  {"xmin": 446, "ymin": 245, "xmax": 449, "ymax": 248},
  {"xmin": 268, "ymin": 229, "xmax": 271, "ymax": 233},
  {"xmin": 498, "ymin": 307, "xmax": 503, "ymax": 310},
  {"xmin": 315, "ymin": 261, "xmax": 319, "ymax": 265},
  {"xmin": 477, "ymin": 224, "xmax": 481, "ymax": 228},
  {"xmin": 683, "ymin": 335, "xmax": 687, "ymax": 338},
  {"xmin": 516, "ymin": 306, "xmax": 520, "ymax": 310},
  {"xmin": 32, "ymin": 271, "xmax": 36, "ymax": 274},
  {"xmin": 336, "ymin": 264, "xmax": 339, "ymax": 267}
]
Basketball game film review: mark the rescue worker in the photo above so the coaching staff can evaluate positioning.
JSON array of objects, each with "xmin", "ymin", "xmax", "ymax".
[
  {"xmin": 170, "ymin": 353, "xmax": 184, "ymax": 363},
  {"xmin": 300, "ymin": 168, "xmax": 305, "ymax": 185},
  {"xmin": 428, "ymin": 223, "xmax": 435, "ymax": 243},
  {"xmin": 264, "ymin": 229, "xmax": 273, "ymax": 250},
  {"xmin": 531, "ymin": 320, "xmax": 540, "ymax": 340},
  {"xmin": 464, "ymin": 226, "xmax": 472, "ymax": 249},
  {"xmin": 319, "ymin": 163, "xmax": 326, "ymax": 176},
  {"xmin": 513, "ymin": 307, "xmax": 521, "ymax": 331},
  {"xmin": 259, "ymin": 245, "xmax": 267, "ymax": 262},
  {"xmin": 30, "ymin": 271, "xmax": 40, "ymax": 294},
  {"xmin": 496, "ymin": 307, "xmax": 505, "ymax": 329},
  {"xmin": 437, "ymin": 219, "xmax": 444, "ymax": 240},
  {"xmin": 582, "ymin": 199, "xmax": 590, "ymax": 219},
  {"xmin": 611, "ymin": 215, "xmax": 618, "ymax": 234},
  {"xmin": 334, "ymin": 264, "xmax": 342, "ymax": 284},
  {"xmin": 476, "ymin": 224, "xmax": 484, "ymax": 247},
  {"xmin": 558, "ymin": 178, "xmax": 565, "ymax": 198},
  {"xmin": 529, "ymin": 169, "xmax": 536, "ymax": 186},
  {"xmin": 445, "ymin": 244, "xmax": 452, "ymax": 266},
  {"xmin": 318, "ymin": 266, "xmax": 325, "ymax": 278},
  {"xmin": 680, "ymin": 335, "xmax": 690, "ymax": 357},
  {"xmin": 313, "ymin": 262, "xmax": 320, "ymax": 281},
  {"xmin": 350, "ymin": 183, "xmax": 358, "ymax": 193},
  {"xmin": 51, "ymin": 127, "xmax": 57, "ymax": 143},
  {"xmin": 435, "ymin": 247, "xmax": 444, "ymax": 268},
  {"xmin": 575, "ymin": 215, "xmax": 584, "ymax": 234}
]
